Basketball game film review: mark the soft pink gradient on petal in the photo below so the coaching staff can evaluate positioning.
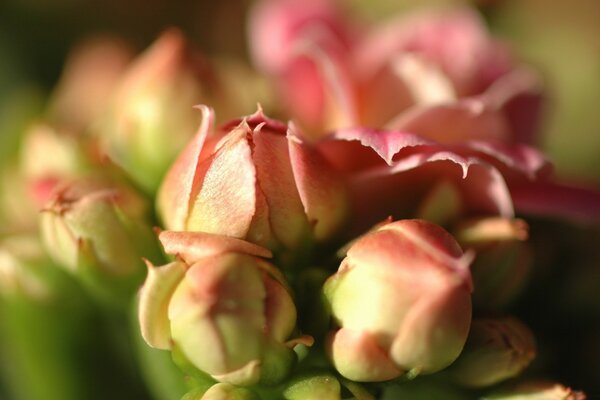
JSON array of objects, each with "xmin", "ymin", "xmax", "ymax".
[
  {"xmin": 317, "ymin": 128, "xmax": 432, "ymax": 172},
  {"xmin": 386, "ymin": 99, "xmax": 509, "ymax": 145},
  {"xmin": 157, "ymin": 105, "xmax": 214, "ymax": 231},
  {"xmin": 252, "ymin": 123, "xmax": 311, "ymax": 249},
  {"xmin": 329, "ymin": 329, "xmax": 403, "ymax": 382},
  {"xmin": 348, "ymin": 151, "xmax": 513, "ymax": 233},
  {"xmin": 288, "ymin": 124, "xmax": 348, "ymax": 240},
  {"xmin": 463, "ymin": 140, "xmax": 552, "ymax": 181},
  {"xmin": 510, "ymin": 181, "xmax": 600, "ymax": 224},
  {"xmin": 158, "ymin": 231, "xmax": 272, "ymax": 264},
  {"xmin": 248, "ymin": 0, "xmax": 350, "ymax": 74},
  {"xmin": 482, "ymin": 68, "xmax": 544, "ymax": 144}
]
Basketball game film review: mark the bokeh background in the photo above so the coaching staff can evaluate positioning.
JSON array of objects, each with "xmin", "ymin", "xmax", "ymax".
[{"xmin": 2, "ymin": 0, "xmax": 600, "ymax": 182}]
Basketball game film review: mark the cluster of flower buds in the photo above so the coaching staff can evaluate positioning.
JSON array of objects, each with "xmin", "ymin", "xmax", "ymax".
[
  {"xmin": 130, "ymin": 0, "xmax": 599, "ymax": 397},
  {"xmin": 1, "ymin": 0, "xmax": 598, "ymax": 399}
]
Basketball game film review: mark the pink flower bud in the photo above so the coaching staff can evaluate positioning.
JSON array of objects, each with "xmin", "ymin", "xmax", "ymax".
[
  {"xmin": 39, "ymin": 178, "xmax": 160, "ymax": 301},
  {"xmin": 98, "ymin": 29, "xmax": 221, "ymax": 192},
  {"xmin": 157, "ymin": 106, "xmax": 348, "ymax": 250},
  {"xmin": 46, "ymin": 35, "xmax": 133, "ymax": 132},
  {"xmin": 138, "ymin": 232, "xmax": 311, "ymax": 386},
  {"xmin": 324, "ymin": 219, "xmax": 472, "ymax": 381}
]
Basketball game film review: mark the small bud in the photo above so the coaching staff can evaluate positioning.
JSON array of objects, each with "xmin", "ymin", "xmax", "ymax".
[
  {"xmin": 138, "ymin": 232, "xmax": 310, "ymax": 386},
  {"xmin": 157, "ymin": 107, "xmax": 348, "ymax": 251},
  {"xmin": 40, "ymin": 178, "xmax": 160, "ymax": 302},
  {"xmin": 98, "ymin": 29, "xmax": 219, "ymax": 193},
  {"xmin": 454, "ymin": 217, "xmax": 532, "ymax": 309},
  {"xmin": 324, "ymin": 219, "xmax": 472, "ymax": 381},
  {"xmin": 182, "ymin": 383, "xmax": 260, "ymax": 400},
  {"xmin": 282, "ymin": 373, "xmax": 374, "ymax": 400},
  {"xmin": 482, "ymin": 382, "xmax": 587, "ymax": 400},
  {"xmin": 446, "ymin": 317, "xmax": 536, "ymax": 387},
  {"xmin": 20, "ymin": 123, "xmax": 90, "ymax": 207},
  {"xmin": 46, "ymin": 35, "xmax": 133, "ymax": 132}
]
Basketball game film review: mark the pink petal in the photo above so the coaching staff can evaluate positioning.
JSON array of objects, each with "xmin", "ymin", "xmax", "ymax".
[
  {"xmin": 463, "ymin": 140, "xmax": 552, "ymax": 181},
  {"xmin": 252, "ymin": 123, "xmax": 310, "ymax": 249},
  {"xmin": 317, "ymin": 127, "xmax": 432, "ymax": 172},
  {"xmin": 288, "ymin": 125, "xmax": 348, "ymax": 241},
  {"xmin": 157, "ymin": 105, "xmax": 214, "ymax": 230},
  {"xmin": 482, "ymin": 67, "xmax": 544, "ymax": 145},
  {"xmin": 386, "ymin": 99, "xmax": 510, "ymax": 145},
  {"xmin": 248, "ymin": 0, "xmax": 350, "ymax": 74},
  {"xmin": 185, "ymin": 124, "xmax": 257, "ymax": 237},
  {"xmin": 348, "ymin": 150, "xmax": 514, "ymax": 232},
  {"xmin": 329, "ymin": 328, "xmax": 403, "ymax": 382},
  {"xmin": 511, "ymin": 180, "xmax": 600, "ymax": 224},
  {"xmin": 279, "ymin": 38, "xmax": 357, "ymax": 135},
  {"xmin": 158, "ymin": 230, "xmax": 272, "ymax": 264}
]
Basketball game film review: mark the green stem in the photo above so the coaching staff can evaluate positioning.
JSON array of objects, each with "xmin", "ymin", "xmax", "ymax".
[{"xmin": 0, "ymin": 288, "xmax": 90, "ymax": 400}]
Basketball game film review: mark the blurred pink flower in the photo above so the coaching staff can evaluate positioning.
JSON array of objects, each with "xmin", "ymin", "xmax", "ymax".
[
  {"xmin": 249, "ymin": 2, "xmax": 542, "ymax": 144},
  {"xmin": 317, "ymin": 126, "xmax": 600, "ymax": 230}
]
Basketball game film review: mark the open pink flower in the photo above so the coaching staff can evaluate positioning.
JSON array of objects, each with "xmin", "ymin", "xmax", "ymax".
[
  {"xmin": 249, "ymin": 2, "xmax": 542, "ymax": 144},
  {"xmin": 317, "ymin": 126, "xmax": 600, "ymax": 230}
]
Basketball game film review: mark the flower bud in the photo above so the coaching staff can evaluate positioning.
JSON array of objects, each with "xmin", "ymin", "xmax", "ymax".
[
  {"xmin": 157, "ymin": 107, "xmax": 348, "ymax": 251},
  {"xmin": 282, "ymin": 373, "xmax": 373, "ymax": 400},
  {"xmin": 40, "ymin": 177, "xmax": 160, "ymax": 302},
  {"xmin": 138, "ymin": 231, "xmax": 312, "ymax": 386},
  {"xmin": 445, "ymin": 317, "xmax": 536, "ymax": 387},
  {"xmin": 20, "ymin": 123, "xmax": 91, "ymax": 207},
  {"xmin": 454, "ymin": 217, "xmax": 532, "ymax": 309},
  {"xmin": 46, "ymin": 35, "xmax": 133, "ymax": 132},
  {"xmin": 98, "ymin": 29, "xmax": 220, "ymax": 193},
  {"xmin": 324, "ymin": 219, "xmax": 472, "ymax": 381},
  {"xmin": 482, "ymin": 382, "xmax": 587, "ymax": 400},
  {"xmin": 183, "ymin": 383, "xmax": 260, "ymax": 400}
]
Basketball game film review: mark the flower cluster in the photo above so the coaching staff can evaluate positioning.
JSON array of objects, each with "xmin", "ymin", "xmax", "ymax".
[{"xmin": 1, "ymin": 1, "xmax": 598, "ymax": 399}]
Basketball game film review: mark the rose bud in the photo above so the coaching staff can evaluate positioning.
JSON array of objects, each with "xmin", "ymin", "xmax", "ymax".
[
  {"xmin": 324, "ymin": 219, "xmax": 473, "ymax": 382},
  {"xmin": 39, "ymin": 177, "xmax": 161, "ymax": 303},
  {"xmin": 98, "ymin": 29, "xmax": 221, "ymax": 193},
  {"xmin": 157, "ymin": 106, "xmax": 348, "ymax": 252},
  {"xmin": 445, "ymin": 317, "xmax": 536, "ymax": 388},
  {"xmin": 182, "ymin": 383, "xmax": 260, "ymax": 400},
  {"xmin": 454, "ymin": 217, "xmax": 532, "ymax": 309},
  {"xmin": 139, "ymin": 231, "xmax": 313, "ymax": 386},
  {"xmin": 482, "ymin": 382, "xmax": 587, "ymax": 400}
]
